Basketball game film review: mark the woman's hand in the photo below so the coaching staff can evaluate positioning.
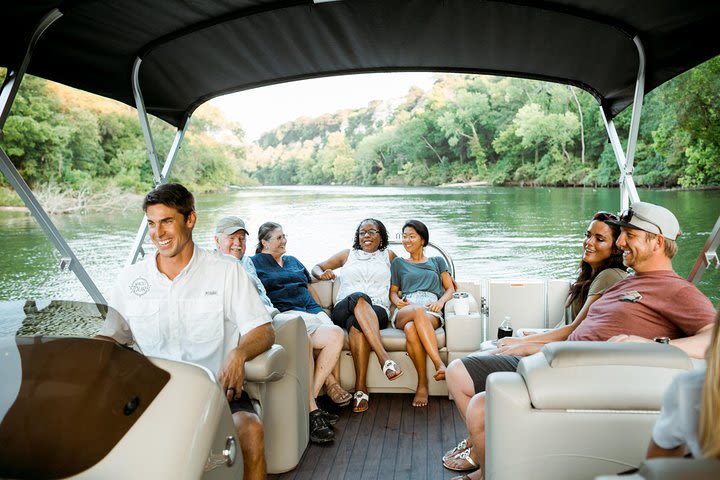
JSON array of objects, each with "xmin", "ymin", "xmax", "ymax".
[
  {"xmin": 492, "ymin": 342, "xmax": 543, "ymax": 357},
  {"xmin": 495, "ymin": 336, "xmax": 524, "ymax": 348},
  {"xmin": 426, "ymin": 301, "xmax": 444, "ymax": 313},
  {"xmin": 318, "ymin": 269, "xmax": 336, "ymax": 280},
  {"xmin": 396, "ymin": 296, "xmax": 410, "ymax": 309}
]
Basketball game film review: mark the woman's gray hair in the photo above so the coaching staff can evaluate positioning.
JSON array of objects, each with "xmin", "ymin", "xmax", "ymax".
[{"xmin": 256, "ymin": 221, "xmax": 282, "ymax": 254}]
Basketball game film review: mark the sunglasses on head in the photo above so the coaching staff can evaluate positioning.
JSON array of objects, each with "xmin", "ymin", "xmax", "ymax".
[
  {"xmin": 619, "ymin": 208, "xmax": 663, "ymax": 234},
  {"xmin": 593, "ymin": 211, "xmax": 619, "ymax": 222}
]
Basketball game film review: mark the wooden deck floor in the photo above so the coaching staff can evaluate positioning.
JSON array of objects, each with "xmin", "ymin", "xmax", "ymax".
[{"xmin": 269, "ymin": 393, "xmax": 469, "ymax": 480}]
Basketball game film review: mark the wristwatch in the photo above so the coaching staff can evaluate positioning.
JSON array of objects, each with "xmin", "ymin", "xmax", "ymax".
[{"xmin": 653, "ymin": 336, "xmax": 670, "ymax": 344}]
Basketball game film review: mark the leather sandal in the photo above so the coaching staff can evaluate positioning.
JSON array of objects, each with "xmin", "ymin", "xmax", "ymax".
[
  {"xmin": 443, "ymin": 438, "xmax": 468, "ymax": 462},
  {"xmin": 326, "ymin": 382, "xmax": 352, "ymax": 406},
  {"xmin": 382, "ymin": 359, "xmax": 403, "ymax": 381},
  {"xmin": 352, "ymin": 390, "xmax": 369, "ymax": 413},
  {"xmin": 443, "ymin": 447, "xmax": 479, "ymax": 472}
]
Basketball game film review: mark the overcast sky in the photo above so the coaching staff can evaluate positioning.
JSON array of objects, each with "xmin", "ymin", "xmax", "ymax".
[{"xmin": 211, "ymin": 72, "xmax": 439, "ymax": 142}]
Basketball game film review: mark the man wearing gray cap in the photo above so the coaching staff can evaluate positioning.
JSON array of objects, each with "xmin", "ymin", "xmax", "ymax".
[
  {"xmin": 441, "ymin": 202, "xmax": 716, "ymax": 476},
  {"xmin": 215, "ymin": 216, "xmax": 275, "ymax": 312},
  {"xmin": 567, "ymin": 201, "xmax": 715, "ymax": 356}
]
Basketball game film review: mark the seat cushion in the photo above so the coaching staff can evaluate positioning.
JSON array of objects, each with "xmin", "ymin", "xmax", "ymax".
[{"xmin": 342, "ymin": 327, "xmax": 446, "ymax": 351}]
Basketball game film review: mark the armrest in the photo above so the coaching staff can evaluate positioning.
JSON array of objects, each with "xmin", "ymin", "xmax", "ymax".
[
  {"xmin": 445, "ymin": 291, "xmax": 482, "ymax": 352},
  {"xmin": 245, "ymin": 344, "xmax": 287, "ymax": 383},
  {"xmin": 518, "ymin": 342, "xmax": 693, "ymax": 410}
]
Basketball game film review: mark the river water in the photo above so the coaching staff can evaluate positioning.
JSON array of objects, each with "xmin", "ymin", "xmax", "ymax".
[{"xmin": 1, "ymin": 186, "xmax": 718, "ymax": 308}]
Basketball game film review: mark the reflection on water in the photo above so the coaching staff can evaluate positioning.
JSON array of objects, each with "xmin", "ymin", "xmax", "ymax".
[{"xmin": 1, "ymin": 186, "xmax": 718, "ymax": 305}]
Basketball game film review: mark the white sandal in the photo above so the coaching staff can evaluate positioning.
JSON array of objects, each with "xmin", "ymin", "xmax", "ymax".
[
  {"xmin": 352, "ymin": 390, "xmax": 369, "ymax": 413},
  {"xmin": 382, "ymin": 359, "xmax": 403, "ymax": 381},
  {"xmin": 443, "ymin": 438, "xmax": 468, "ymax": 462}
]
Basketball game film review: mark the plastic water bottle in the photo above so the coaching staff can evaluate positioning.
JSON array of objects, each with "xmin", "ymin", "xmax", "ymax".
[{"xmin": 497, "ymin": 316, "xmax": 513, "ymax": 339}]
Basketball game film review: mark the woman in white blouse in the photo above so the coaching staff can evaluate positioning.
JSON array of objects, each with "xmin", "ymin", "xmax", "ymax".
[{"xmin": 313, "ymin": 218, "xmax": 403, "ymax": 413}]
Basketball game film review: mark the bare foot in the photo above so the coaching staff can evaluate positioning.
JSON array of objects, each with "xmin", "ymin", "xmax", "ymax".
[
  {"xmin": 412, "ymin": 385, "xmax": 429, "ymax": 407},
  {"xmin": 433, "ymin": 363, "xmax": 446, "ymax": 381}
]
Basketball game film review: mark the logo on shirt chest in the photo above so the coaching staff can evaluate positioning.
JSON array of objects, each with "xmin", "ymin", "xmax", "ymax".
[
  {"xmin": 129, "ymin": 277, "xmax": 151, "ymax": 297},
  {"xmin": 619, "ymin": 290, "xmax": 642, "ymax": 303}
]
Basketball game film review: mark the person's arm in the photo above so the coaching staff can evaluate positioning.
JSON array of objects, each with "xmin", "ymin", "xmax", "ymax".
[
  {"xmin": 646, "ymin": 439, "xmax": 685, "ymax": 459},
  {"xmin": 387, "ymin": 249, "xmax": 397, "ymax": 263},
  {"xmin": 498, "ymin": 292, "xmax": 603, "ymax": 349},
  {"xmin": 311, "ymin": 249, "xmax": 350, "ymax": 280},
  {"xmin": 390, "ymin": 284, "xmax": 409, "ymax": 309},
  {"xmin": 427, "ymin": 271, "xmax": 455, "ymax": 313},
  {"xmin": 218, "ymin": 323, "xmax": 275, "ymax": 400},
  {"xmin": 610, "ymin": 323, "xmax": 714, "ymax": 359}
]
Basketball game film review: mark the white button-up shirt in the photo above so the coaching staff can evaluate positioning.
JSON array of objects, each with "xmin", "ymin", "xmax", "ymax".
[{"xmin": 100, "ymin": 245, "xmax": 271, "ymax": 376}]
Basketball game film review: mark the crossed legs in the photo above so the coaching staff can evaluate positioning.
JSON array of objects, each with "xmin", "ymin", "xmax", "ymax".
[
  {"xmin": 309, "ymin": 324, "xmax": 345, "ymax": 408},
  {"xmin": 395, "ymin": 304, "xmax": 444, "ymax": 407},
  {"xmin": 348, "ymin": 296, "xmax": 393, "ymax": 393}
]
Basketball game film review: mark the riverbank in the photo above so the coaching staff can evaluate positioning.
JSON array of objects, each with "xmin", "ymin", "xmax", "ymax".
[{"xmin": 0, "ymin": 185, "xmax": 143, "ymax": 214}]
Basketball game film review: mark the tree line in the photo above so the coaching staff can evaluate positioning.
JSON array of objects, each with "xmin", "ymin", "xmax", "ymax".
[
  {"xmin": 251, "ymin": 57, "xmax": 719, "ymax": 188},
  {"xmin": 1, "ymin": 56, "xmax": 719, "ymax": 206}
]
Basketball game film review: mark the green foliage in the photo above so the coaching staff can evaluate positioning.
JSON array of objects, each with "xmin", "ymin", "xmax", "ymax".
[{"xmin": 0, "ymin": 71, "xmax": 251, "ymax": 200}]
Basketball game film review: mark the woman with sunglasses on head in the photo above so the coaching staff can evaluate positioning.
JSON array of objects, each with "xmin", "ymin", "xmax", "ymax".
[
  {"xmin": 391, "ymin": 219, "xmax": 456, "ymax": 408},
  {"xmin": 442, "ymin": 211, "xmax": 628, "ymax": 476},
  {"xmin": 251, "ymin": 221, "xmax": 350, "ymax": 444},
  {"xmin": 312, "ymin": 218, "xmax": 402, "ymax": 413}
]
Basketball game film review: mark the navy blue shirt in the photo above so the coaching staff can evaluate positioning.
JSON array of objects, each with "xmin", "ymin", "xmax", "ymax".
[{"xmin": 251, "ymin": 253, "xmax": 322, "ymax": 314}]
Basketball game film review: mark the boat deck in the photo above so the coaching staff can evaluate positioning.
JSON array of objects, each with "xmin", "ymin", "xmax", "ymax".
[{"xmin": 269, "ymin": 393, "xmax": 469, "ymax": 480}]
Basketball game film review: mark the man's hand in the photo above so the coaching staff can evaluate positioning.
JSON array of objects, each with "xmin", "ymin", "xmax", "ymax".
[
  {"xmin": 492, "ymin": 342, "xmax": 543, "ymax": 357},
  {"xmin": 608, "ymin": 334, "xmax": 653, "ymax": 344},
  {"xmin": 218, "ymin": 348, "xmax": 246, "ymax": 401}
]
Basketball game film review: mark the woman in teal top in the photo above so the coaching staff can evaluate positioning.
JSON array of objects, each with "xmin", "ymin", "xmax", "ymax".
[{"xmin": 390, "ymin": 219, "xmax": 455, "ymax": 408}]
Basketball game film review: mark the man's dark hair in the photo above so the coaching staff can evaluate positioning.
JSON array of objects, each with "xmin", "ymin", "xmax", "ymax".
[
  {"xmin": 142, "ymin": 183, "xmax": 195, "ymax": 220},
  {"xmin": 403, "ymin": 219, "xmax": 429, "ymax": 246}
]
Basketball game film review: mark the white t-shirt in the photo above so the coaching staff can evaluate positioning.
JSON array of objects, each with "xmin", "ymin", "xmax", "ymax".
[
  {"xmin": 99, "ymin": 245, "xmax": 272, "ymax": 376},
  {"xmin": 652, "ymin": 368, "xmax": 706, "ymax": 458},
  {"xmin": 335, "ymin": 248, "xmax": 391, "ymax": 312}
]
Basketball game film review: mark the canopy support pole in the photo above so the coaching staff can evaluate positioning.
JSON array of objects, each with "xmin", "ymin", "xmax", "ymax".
[
  {"xmin": 0, "ymin": 9, "xmax": 107, "ymax": 305},
  {"xmin": 687, "ymin": 216, "xmax": 720, "ymax": 285},
  {"xmin": 600, "ymin": 35, "xmax": 645, "ymax": 211},
  {"xmin": 126, "ymin": 56, "xmax": 190, "ymax": 265},
  {"xmin": 126, "ymin": 124, "xmax": 188, "ymax": 265}
]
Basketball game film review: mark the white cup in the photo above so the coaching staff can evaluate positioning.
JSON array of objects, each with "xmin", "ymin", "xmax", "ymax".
[{"xmin": 453, "ymin": 292, "xmax": 470, "ymax": 315}]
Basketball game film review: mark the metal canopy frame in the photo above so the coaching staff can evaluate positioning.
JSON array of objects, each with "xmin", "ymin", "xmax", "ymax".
[
  {"xmin": 0, "ymin": 9, "xmax": 107, "ymax": 305},
  {"xmin": 126, "ymin": 56, "xmax": 190, "ymax": 265}
]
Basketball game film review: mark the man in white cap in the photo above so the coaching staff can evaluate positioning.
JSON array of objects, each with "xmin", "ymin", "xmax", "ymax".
[
  {"xmin": 441, "ymin": 201, "xmax": 716, "ymax": 477},
  {"xmin": 214, "ymin": 216, "xmax": 275, "ymax": 312}
]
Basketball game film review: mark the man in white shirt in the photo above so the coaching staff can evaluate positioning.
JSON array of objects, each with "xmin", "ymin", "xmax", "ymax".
[
  {"xmin": 98, "ymin": 183, "xmax": 273, "ymax": 480},
  {"xmin": 214, "ymin": 215, "xmax": 275, "ymax": 312}
]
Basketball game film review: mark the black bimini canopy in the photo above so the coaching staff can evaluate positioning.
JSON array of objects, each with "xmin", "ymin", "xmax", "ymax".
[{"xmin": 2, "ymin": 0, "xmax": 719, "ymax": 129}]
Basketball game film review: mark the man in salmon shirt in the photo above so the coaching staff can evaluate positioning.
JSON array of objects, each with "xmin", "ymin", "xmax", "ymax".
[{"xmin": 441, "ymin": 202, "xmax": 716, "ymax": 478}]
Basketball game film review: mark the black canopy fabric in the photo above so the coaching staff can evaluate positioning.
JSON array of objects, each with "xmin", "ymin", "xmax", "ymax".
[{"xmin": 2, "ymin": 0, "xmax": 719, "ymax": 129}]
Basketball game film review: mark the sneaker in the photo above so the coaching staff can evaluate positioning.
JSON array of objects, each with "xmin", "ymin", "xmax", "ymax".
[
  {"xmin": 309, "ymin": 409, "xmax": 334, "ymax": 444},
  {"xmin": 319, "ymin": 408, "xmax": 339, "ymax": 425}
]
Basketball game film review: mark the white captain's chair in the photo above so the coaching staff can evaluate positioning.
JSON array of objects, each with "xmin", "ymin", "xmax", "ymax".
[{"xmin": 485, "ymin": 342, "xmax": 696, "ymax": 480}]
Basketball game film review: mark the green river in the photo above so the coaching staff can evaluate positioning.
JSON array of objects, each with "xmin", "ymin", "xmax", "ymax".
[{"xmin": 1, "ymin": 186, "xmax": 718, "ymax": 310}]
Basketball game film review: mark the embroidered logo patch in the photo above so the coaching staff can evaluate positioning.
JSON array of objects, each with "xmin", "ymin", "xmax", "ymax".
[
  {"xmin": 205, "ymin": 290, "xmax": 218, "ymax": 296},
  {"xmin": 130, "ymin": 277, "xmax": 150, "ymax": 297},
  {"xmin": 619, "ymin": 290, "xmax": 642, "ymax": 303}
]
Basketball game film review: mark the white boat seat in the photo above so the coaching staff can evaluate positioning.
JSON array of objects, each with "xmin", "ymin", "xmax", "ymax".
[
  {"xmin": 244, "ymin": 344, "xmax": 287, "ymax": 383},
  {"xmin": 310, "ymin": 278, "xmax": 480, "ymax": 396},
  {"xmin": 485, "ymin": 342, "xmax": 694, "ymax": 480},
  {"xmin": 595, "ymin": 458, "xmax": 720, "ymax": 480}
]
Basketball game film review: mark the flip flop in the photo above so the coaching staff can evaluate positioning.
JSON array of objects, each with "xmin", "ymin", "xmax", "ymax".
[
  {"xmin": 443, "ymin": 438, "xmax": 468, "ymax": 462},
  {"xmin": 382, "ymin": 359, "xmax": 403, "ymax": 381},
  {"xmin": 352, "ymin": 390, "xmax": 369, "ymax": 413},
  {"xmin": 443, "ymin": 447, "xmax": 479, "ymax": 472}
]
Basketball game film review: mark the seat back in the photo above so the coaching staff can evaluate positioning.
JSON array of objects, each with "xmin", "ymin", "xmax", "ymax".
[{"xmin": 486, "ymin": 342, "xmax": 694, "ymax": 480}]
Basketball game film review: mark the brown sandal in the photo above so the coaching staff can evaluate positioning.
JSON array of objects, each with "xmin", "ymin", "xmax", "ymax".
[{"xmin": 326, "ymin": 382, "xmax": 352, "ymax": 406}]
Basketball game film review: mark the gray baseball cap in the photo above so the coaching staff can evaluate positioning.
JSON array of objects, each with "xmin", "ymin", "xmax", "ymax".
[
  {"xmin": 605, "ymin": 202, "xmax": 681, "ymax": 240},
  {"xmin": 215, "ymin": 216, "xmax": 249, "ymax": 235}
]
